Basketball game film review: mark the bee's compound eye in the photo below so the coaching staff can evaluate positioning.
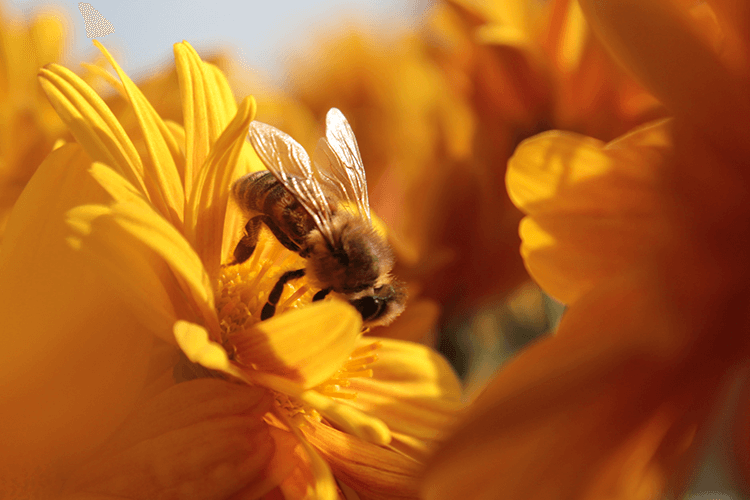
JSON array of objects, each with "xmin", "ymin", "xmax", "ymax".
[{"xmin": 350, "ymin": 296, "xmax": 384, "ymax": 322}]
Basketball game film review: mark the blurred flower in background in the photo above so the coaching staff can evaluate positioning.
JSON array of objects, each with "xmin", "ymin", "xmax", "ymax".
[
  {"xmin": 0, "ymin": 5, "xmax": 68, "ymax": 239},
  {"xmin": 423, "ymin": 0, "xmax": 750, "ymax": 498}
]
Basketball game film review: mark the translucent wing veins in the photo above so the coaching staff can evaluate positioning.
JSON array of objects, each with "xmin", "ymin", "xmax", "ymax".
[{"xmin": 247, "ymin": 121, "xmax": 337, "ymax": 245}]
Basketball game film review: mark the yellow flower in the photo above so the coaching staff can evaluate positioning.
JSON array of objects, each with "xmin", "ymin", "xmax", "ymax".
[
  {"xmin": 0, "ymin": 5, "xmax": 69, "ymax": 240},
  {"xmin": 422, "ymin": 0, "xmax": 750, "ymax": 498},
  {"xmin": 0, "ymin": 40, "xmax": 461, "ymax": 497}
]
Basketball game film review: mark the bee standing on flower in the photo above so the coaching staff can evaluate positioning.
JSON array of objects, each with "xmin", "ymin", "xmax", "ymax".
[{"xmin": 232, "ymin": 108, "xmax": 406, "ymax": 327}]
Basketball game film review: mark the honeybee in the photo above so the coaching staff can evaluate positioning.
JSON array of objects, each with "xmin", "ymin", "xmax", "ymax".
[{"xmin": 231, "ymin": 108, "xmax": 406, "ymax": 327}]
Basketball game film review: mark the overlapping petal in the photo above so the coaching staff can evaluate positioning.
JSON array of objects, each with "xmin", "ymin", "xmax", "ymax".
[
  {"xmin": 423, "ymin": 269, "xmax": 726, "ymax": 500},
  {"xmin": 38, "ymin": 63, "xmax": 150, "ymax": 200},
  {"xmin": 66, "ymin": 162, "xmax": 220, "ymax": 339},
  {"xmin": 506, "ymin": 119, "xmax": 672, "ymax": 304},
  {"xmin": 174, "ymin": 41, "xmax": 236, "ymax": 198},
  {"xmin": 0, "ymin": 144, "xmax": 154, "ymax": 480},
  {"xmin": 186, "ymin": 95, "xmax": 256, "ymax": 278},
  {"xmin": 232, "ymin": 301, "xmax": 362, "ymax": 388},
  {"xmin": 92, "ymin": 40, "xmax": 185, "ymax": 228},
  {"xmin": 345, "ymin": 339, "xmax": 462, "ymax": 457},
  {"xmin": 60, "ymin": 379, "xmax": 296, "ymax": 500},
  {"xmin": 578, "ymin": 0, "xmax": 750, "ymax": 156},
  {"xmin": 304, "ymin": 418, "xmax": 423, "ymax": 500}
]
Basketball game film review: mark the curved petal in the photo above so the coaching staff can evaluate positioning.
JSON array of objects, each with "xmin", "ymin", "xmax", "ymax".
[
  {"xmin": 232, "ymin": 301, "xmax": 362, "ymax": 389},
  {"xmin": 0, "ymin": 144, "xmax": 154, "ymax": 479},
  {"xmin": 578, "ymin": 0, "xmax": 750, "ymax": 157},
  {"xmin": 67, "ymin": 162, "xmax": 220, "ymax": 338},
  {"xmin": 174, "ymin": 321, "xmax": 246, "ymax": 381},
  {"xmin": 303, "ymin": 418, "xmax": 423, "ymax": 500},
  {"xmin": 706, "ymin": 0, "xmax": 750, "ymax": 67},
  {"xmin": 506, "ymin": 119, "xmax": 672, "ymax": 304},
  {"xmin": 174, "ymin": 41, "xmax": 237, "ymax": 199},
  {"xmin": 60, "ymin": 379, "xmax": 293, "ymax": 500},
  {"xmin": 93, "ymin": 40, "xmax": 185, "ymax": 228},
  {"xmin": 37, "ymin": 64, "xmax": 149, "ymax": 200},
  {"xmin": 422, "ymin": 271, "xmax": 726, "ymax": 500},
  {"xmin": 273, "ymin": 429, "xmax": 340, "ymax": 500},
  {"xmin": 345, "ymin": 339, "xmax": 463, "ymax": 459},
  {"xmin": 186, "ymin": 95, "xmax": 256, "ymax": 277}
]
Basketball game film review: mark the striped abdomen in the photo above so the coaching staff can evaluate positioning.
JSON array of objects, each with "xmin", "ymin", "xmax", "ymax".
[{"xmin": 231, "ymin": 171, "xmax": 317, "ymax": 263}]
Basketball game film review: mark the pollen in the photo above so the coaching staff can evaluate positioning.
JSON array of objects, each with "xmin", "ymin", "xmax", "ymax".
[
  {"xmin": 314, "ymin": 341, "xmax": 380, "ymax": 399},
  {"xmin": 215, "ymin": 235, "xmax": 313, "ymax": 338}
]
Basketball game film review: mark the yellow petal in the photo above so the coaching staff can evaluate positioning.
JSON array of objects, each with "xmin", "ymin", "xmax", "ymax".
[
  {"xmin": 422, "ymin": 271, "xmax": 720, "ymax": 500},
  {"xmin": 174, "ymin": 41, "xmax": 237, "ymax": 199},
  {"xmin": 0, "ymin": 144, "xmax": 154, "ymax": 476},
  {"xmin": 174, "ymin": 320, "xmax": 246, "ymax": 381},
  {"xmin": 67, "ymin": 164, "xmax": 220, "ymax": 338},
  {"xmin": 506, "ymin": 119, "xmax": 672, "ymax": 304},
  {"xmin": 578, "ymin": 0, "xmax": 750, "ymax": 154},
  {"xmin": 232, "ymin": 301, "xmax": 362, "ymax": 389},
  {"xmin": 61, "ymin": 379, "xmax": 290, "ymax": 500},
  {"xmin": 185, "ymin": 95, "xmax": 256, "ymax": 277},
  {"xmin": 204, "ymin": 61, "xmax": 239, "ymax": 121},
  {"xmin": 38, "ymin": 64, "xmax": 149, "ymax": 200},
  {"xmin": 345, "ymin": 338, "xmax": 462, "ymax": 459},
  {"xmin": 250, "ymin": 370, "xmax": 391, "ymax": 446},
  {"xmin": 304, "ymin": 418, "xmax": 422, "ymax": 500},
  {"xmin": 274, "ymin": 425, "xmax": 339, "ymax": 500},
  {"xmin": 93, "ymin": 40, "xmax": 186, "ymax": 228}
]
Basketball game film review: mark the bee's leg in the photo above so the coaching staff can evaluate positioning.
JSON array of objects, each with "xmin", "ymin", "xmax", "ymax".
[
  {"xmin": 261, "ymin": 269, "xmax": 306, "ymax": 320},
  {"xmin": 312, "ymin": 288, "xmax": 331, "ymax": 302},
  {"xmin": 232, "ymin": 217, "xmax": 264, "ymax": 264}
]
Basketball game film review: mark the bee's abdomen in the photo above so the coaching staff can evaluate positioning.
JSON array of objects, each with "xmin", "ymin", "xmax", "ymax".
[{"xmin": 232, "ymin": 171, "xmax": 280, "ymax": 214}]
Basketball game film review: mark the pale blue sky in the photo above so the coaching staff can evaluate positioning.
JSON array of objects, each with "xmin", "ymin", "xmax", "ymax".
[{"xmin": 7, "ymin": 0, "xmax": 429, "ymax": 84}]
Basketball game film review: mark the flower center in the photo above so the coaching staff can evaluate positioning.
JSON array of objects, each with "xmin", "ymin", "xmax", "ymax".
[
  {"xmin": 270, "ymin": 341, "xmax": 380, "ymax": 427},
  {"xmin": 215, "ymin": 234, "xmax": 312, "ymax": 354}
]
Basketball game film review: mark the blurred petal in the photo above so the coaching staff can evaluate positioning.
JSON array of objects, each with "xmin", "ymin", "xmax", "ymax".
[
  {"xmin": 0, "ymin": 144, "xmax": 153, "ymax": 481},
  {"xmin": 372, "ymin": 299, "xmax": 440, "ymax": 343},
  {"xmin": 423, "ymin": 271, "xmax": 724, "ymax": 500},
  {"xmin": 507, "ymin": 119, "xmax": 672, "ymax": 304},
  {"xmin": 232, "ymin": 301, "xmax": 362, "ymax": 389},
  {"xmin": 67, "ymin": 163, "xmax": 220, "ymax": 337},
  {"xmin": 578, "ymin": 0, "xmax": 750, "ymax": 155},
  {"xmin": 61, "ymin": 379, "xmax": 293, "ymax": 500},
  {"xmin": 706, "ymin": 0, "xmax": 750, "ymax": 66}
]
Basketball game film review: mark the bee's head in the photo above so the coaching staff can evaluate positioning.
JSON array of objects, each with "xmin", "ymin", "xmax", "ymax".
[{"xmin": 349, "ymin": 281, "xmax": 407, "ymax": 327}]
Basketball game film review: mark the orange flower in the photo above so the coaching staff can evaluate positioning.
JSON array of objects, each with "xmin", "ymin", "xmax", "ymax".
[
  {"xmin": 0, "ymin": 38, "xmax": 461, "ymax": 498},
  {"xmin": 422, "ymin": 0, "xmax": 750, "ymax": 498}
]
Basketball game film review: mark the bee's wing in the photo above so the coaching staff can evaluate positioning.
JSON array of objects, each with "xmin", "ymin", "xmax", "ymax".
[
  {"xmin": 312, "ymin": 108, "xmax": 372, "ymax": 223},
  {"xmin": 247, "ymin": 121, "xmax": 337, "ymax": 245}
]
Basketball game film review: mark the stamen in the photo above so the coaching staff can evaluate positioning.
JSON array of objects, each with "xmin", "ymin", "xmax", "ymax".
[
  {"xmin": 215, "ymin": 236, "xmax": 387, "ymax": 446},
  {"xmin": 280, "ymin": 284, "xmax": 311, "ymax": 311}
]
